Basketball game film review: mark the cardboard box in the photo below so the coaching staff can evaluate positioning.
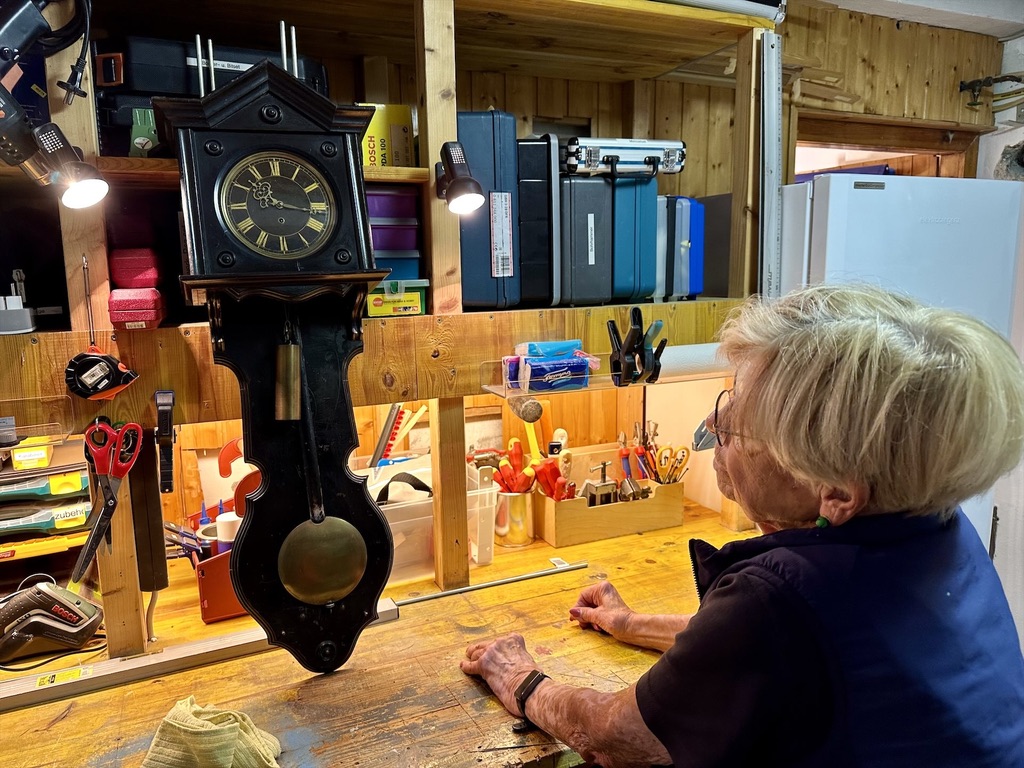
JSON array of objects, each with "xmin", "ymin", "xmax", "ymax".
[
  {"xmin": 359, "ymin": 104, "xmax": 415, "ymax": 168},
  {"xmin": 367, "ymin": 279, "xmax": 428, "ymax": 317}
]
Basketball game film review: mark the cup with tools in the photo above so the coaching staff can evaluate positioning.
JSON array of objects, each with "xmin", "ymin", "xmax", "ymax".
[{"xmin": 493, "ymin": 436, "xmax": 535, "ymax": 547}]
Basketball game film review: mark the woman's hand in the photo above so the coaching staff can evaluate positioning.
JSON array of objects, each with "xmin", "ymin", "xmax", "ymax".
[
  {"xmin": 569, "ymin": 581, "xmax": 634, "ymax": 641},
  {"xmin": 460, "ymin": 633, "xmax": 541, "ymax": 717}
]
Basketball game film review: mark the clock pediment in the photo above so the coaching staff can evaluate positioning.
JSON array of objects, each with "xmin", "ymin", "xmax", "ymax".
[{"xmin": 154, "ymin": 60, "xmax": 373, "ymax": 144}]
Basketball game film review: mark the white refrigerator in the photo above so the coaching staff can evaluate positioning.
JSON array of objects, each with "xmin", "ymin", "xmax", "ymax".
[{"xmin": 779, "ymin": 174, "xmax": 1024, "ymax": 547}]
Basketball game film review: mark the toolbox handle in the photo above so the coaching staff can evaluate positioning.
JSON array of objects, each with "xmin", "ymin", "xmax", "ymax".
[
  {"xmin": 601, "ymin": 154, "xmax": 662, "ymax": 180},
  {"xmin": 94, "ymin": 52, "xmax": 124, "ymax": 87},
  {"xmin": 375, "ymin": 472, "xmax": 433, "ymax": 504}
]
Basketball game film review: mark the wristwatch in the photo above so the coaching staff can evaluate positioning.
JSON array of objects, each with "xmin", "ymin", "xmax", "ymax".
[{"xmin": 514, "ymin": 669, "xmax": 550, "ymax": 721}]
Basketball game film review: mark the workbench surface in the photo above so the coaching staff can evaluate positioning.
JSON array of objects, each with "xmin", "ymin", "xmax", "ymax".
[{"xmin": 0, "ymin": 506, "xmax": 751, "ymax": 768}]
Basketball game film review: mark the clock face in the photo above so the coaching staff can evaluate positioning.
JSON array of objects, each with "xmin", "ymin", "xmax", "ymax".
[{"xmin": 218, "ymin": 150, "xmax": 337, "ymax": 260}]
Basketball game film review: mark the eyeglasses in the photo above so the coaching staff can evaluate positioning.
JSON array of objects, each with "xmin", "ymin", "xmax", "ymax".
[{"xmin": 692, "ymin": 389, "xmax": 743, "ymax": 451}]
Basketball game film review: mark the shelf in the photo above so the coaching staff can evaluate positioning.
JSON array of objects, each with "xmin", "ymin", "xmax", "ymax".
[
  {"xmin": 98, "ymin": 158, "xmax": 430, "ymax": 190},
  {"xmin": 90, "ymin": 0, "xmax": 772, "ymax": 82},
  {"xmin": 1, "ymin": 159, "xmax": 430, "ymax": 190},
  {"xmin": 0, "ymin": 530, "xmax": 90, "ymax": 562},
  {"xmin": 480, "ymin": 340, "xmax": 730, "ymax": 399}
]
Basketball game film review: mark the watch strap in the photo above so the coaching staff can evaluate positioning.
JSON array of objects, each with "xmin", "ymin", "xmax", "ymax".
[{"xmin": 514, "ymin": 669, "xmax": 550, "ymax": 721}]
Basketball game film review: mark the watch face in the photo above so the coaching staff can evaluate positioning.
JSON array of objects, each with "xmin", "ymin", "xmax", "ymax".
[{"xmin": 218, "ymin": 150, "xmax": 337, "ymax": 260}]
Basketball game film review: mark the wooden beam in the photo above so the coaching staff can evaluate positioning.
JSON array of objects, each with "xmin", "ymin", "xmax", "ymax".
[
  {"xmin": 796, "ymin": 108, "xmax": 994, "ymax": 154},
  {"xmin": 42, "ymin": 3, "xmax": 109, "ymax": 333},
  {"xmin": 729, "ymin": 28, "xmax": 763, "ymax": 298},
  {"xmin": 429, "ymin": 397, "xmax": 469, "ymax": 590},
  {"xmin": 95, "ymin": 477, "xmax": 148, "ymax": 657},
  {"xmin": 415, "ymin": 0, "xmax": 462, "ymax": 314}
]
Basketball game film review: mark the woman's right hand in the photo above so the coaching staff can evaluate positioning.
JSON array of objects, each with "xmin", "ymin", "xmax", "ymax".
[{"xmin": 569, "ymin": 581, "xmax": 634, "ymax": 641}]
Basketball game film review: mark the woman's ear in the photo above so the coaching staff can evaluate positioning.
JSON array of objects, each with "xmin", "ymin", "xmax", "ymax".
[{"xmin": 817, "ymin": 482, "xmax": 870, "ymax": 526}]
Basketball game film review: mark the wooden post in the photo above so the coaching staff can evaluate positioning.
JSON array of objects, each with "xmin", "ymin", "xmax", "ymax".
[
  {"xmin": 721, "ymin": 498, "xmax": 756, "ymax": 532},
  {"xmin": 42, "ymin": 2, "xmax": 110, "ymax": 333},
  {"xmin": 95, "ymin": 477, "xmax": 149, "ymax": 657},
  {"xmin": 729, "ymin": 28, "xmax": 763, "ymax": 298},
  {"xmin": 429, "ymin": 397, "xmax": 470, "ymax": 589},
  {"xmin": 360, "ymin": 55, "xmax": 391, "ymax": 103},
  {"xmin": 414, "ymin": 0, "xmax": 462, "ymax": 315}
]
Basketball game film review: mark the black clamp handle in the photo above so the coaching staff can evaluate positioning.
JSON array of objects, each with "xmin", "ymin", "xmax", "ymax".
[
  {"xmin": 155, "ymin": 390, "xmax": 176, "ymax": 493},
  {"xmin": 607, "ymin": 306, "xmax": 665, "ymax": 387}
]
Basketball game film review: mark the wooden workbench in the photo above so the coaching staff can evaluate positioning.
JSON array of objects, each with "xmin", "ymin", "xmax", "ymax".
[{"xmin": 0, "ymin": 506, "xmax": 754, "ymax": 768}]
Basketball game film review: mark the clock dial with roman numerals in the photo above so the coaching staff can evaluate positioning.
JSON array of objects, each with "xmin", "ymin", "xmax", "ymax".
[{"xmin": 218, "ymin": 150, "xmax": 337, "ymax": 260}]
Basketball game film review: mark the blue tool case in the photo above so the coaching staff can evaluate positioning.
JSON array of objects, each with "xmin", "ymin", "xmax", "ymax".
[{"xmin": 457, "ymin": 111, "xmax": 521, "ymax": 309}]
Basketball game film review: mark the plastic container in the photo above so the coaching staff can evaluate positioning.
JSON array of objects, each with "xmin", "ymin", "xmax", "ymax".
[
  {"xmin": 369, "ymin": 218, "xmax": 419, "ymax": 251},
  {"xmin": 109, "ymin": 248, "xmax": 161, "ymax": 288},
  {"xmin": 374, "ymin": 250, "xmax": 421, "ymax": 280},
  {"xmin": 11, "ymin": 438, "xmax": 54, "ymax": 470},
  {"xmin": 367, "ymin": 279, "xmax": 429, "ymax": 317}
]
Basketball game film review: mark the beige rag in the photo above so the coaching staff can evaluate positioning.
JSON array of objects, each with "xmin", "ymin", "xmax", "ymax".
[{"xmin": 141, "ymin": 695, "xmax": 282, "ymax": 768}]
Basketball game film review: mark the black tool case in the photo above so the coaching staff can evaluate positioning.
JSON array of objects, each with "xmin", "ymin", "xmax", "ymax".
[
  {"xmin": 559, "ymin": 176, "xmax": 613, "ymax": 307},
  {"xmin": 92, "ymin": 36, "xmax": 329, "ymax": 97},
  {"xmin": 517, "ymin": 134, "xmax": 561, "ymax": 307}
]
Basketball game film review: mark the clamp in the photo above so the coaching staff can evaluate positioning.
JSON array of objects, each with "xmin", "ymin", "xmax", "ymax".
[
  {"xmin": 155, "ymin": 390, "xmax": 176, "ymax": 493},
  {"xmin": 607, "ymin": 306, "xmax": 667, "ymax": 387}
]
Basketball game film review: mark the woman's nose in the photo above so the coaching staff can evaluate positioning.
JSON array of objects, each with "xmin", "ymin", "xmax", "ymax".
[{"xmin": 704, "ymin": 410, "xmax": 715, "ymax": 432}]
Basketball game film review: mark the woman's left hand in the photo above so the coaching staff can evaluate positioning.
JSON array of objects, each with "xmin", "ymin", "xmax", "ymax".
[{"xmin": 460, "ymin": 633, "xmax": 541, "ymax": 717}]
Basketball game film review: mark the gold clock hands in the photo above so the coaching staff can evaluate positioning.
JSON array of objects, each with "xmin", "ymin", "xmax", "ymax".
[{"xmin": 269, "ymin": 198, "xmax": 316, "ymax": 214}]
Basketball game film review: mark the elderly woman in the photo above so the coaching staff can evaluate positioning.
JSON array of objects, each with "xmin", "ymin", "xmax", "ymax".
[{"xmin": 461, "ymin": 284, "xmax": 1024, "ymax": 768}]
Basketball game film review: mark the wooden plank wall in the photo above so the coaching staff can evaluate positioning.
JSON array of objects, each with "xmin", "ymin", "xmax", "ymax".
[
  {"xmin": 782, "ymin": 1, "xmax": 1002, "ymax": 126},
  {"xmin": 367, "ymin": 66, "xmax": 740, "ymax": 200}
]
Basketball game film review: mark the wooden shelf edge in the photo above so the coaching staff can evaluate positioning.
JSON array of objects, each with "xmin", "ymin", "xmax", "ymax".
[
  {"xmin": 91, "ymin": 157, "xmax": 430, "ymax": 188},
  {"xmin": 796, "ymin": 108, "xmax": 998, "ymax": 135},
  {"xmin": 455, "ymin": 0, "xmax": 775, "ymax": 34}
]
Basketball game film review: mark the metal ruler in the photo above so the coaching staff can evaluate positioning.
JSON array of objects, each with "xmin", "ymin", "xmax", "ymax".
[{"xmin": 759, "ymin": 30, "xmax": 784, "ymax": 299}]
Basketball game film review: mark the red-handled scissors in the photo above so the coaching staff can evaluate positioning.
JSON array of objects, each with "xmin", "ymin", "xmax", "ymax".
[{"xmin": 71, "ymin": 420, "xmax": 142, "ymax": 583}]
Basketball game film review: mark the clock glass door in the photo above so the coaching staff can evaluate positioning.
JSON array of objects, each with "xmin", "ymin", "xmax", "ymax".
[{"xmin": 218, "ymin": 150, "xmax": 337, "ymax": 260}]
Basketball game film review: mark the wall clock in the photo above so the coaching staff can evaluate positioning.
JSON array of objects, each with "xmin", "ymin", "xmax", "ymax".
[{"xmin": 154, "ymin": 62, "xmax": 394, "ymax": 674}]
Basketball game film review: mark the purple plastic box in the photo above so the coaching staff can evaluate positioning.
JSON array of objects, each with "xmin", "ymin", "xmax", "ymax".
[{"xmin": 366, "ymin": 185, "xmax": 419, "ymax": 219}]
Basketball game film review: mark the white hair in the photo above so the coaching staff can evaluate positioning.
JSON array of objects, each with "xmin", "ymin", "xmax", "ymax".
[{"xmin": 717, "ymin": 284, "xmax": 1024, "ymax": 517}]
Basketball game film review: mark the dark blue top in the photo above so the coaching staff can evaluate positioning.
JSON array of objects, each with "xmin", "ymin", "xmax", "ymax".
[{"xmin": 636, "ymin": 510, "xmax": 1024, "ymax": 767}]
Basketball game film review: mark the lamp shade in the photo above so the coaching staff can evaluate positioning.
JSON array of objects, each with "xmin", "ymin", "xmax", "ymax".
[
  {"xmin": 59, "ymin": 162, "xmax": 109, "ymax": 209},
  {"xmin": 438, "ymin": 140, "xmax": 485, "ymax": 215}
]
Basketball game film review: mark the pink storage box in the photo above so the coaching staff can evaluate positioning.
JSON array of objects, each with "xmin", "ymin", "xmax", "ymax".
[
  {"xmin": 109, "ymin": 248, "xmax": 160, "ymax": 289},
  {"xmin": 369, "ymin": 218, "xmax": 419, "ymax": 251},
  {"xmin": 108, "ymin": 288, "xmax": 166, "ymax": 330}
]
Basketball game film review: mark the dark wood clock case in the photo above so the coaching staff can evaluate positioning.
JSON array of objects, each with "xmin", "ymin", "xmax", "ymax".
[{"xmin": 154, "ymin": 62, "xmax": 395, "ymax": 673}]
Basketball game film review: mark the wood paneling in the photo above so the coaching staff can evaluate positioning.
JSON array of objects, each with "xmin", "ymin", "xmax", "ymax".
[
  {"xmin": 0, "ymin": 302, "xmax": 740, "ymax": 431},
  {"xmin": 781, "ymin": 1, "xmax": 1002, "ymax": 126},
  {"xmin": 402, "ymin": 67, "xmax": 735, "ymax": 202}
]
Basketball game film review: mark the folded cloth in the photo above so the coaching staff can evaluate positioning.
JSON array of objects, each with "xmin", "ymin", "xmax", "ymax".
[{"xmin": 141, "ymin": 695, "xmax": 282, "ymax": 768}]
